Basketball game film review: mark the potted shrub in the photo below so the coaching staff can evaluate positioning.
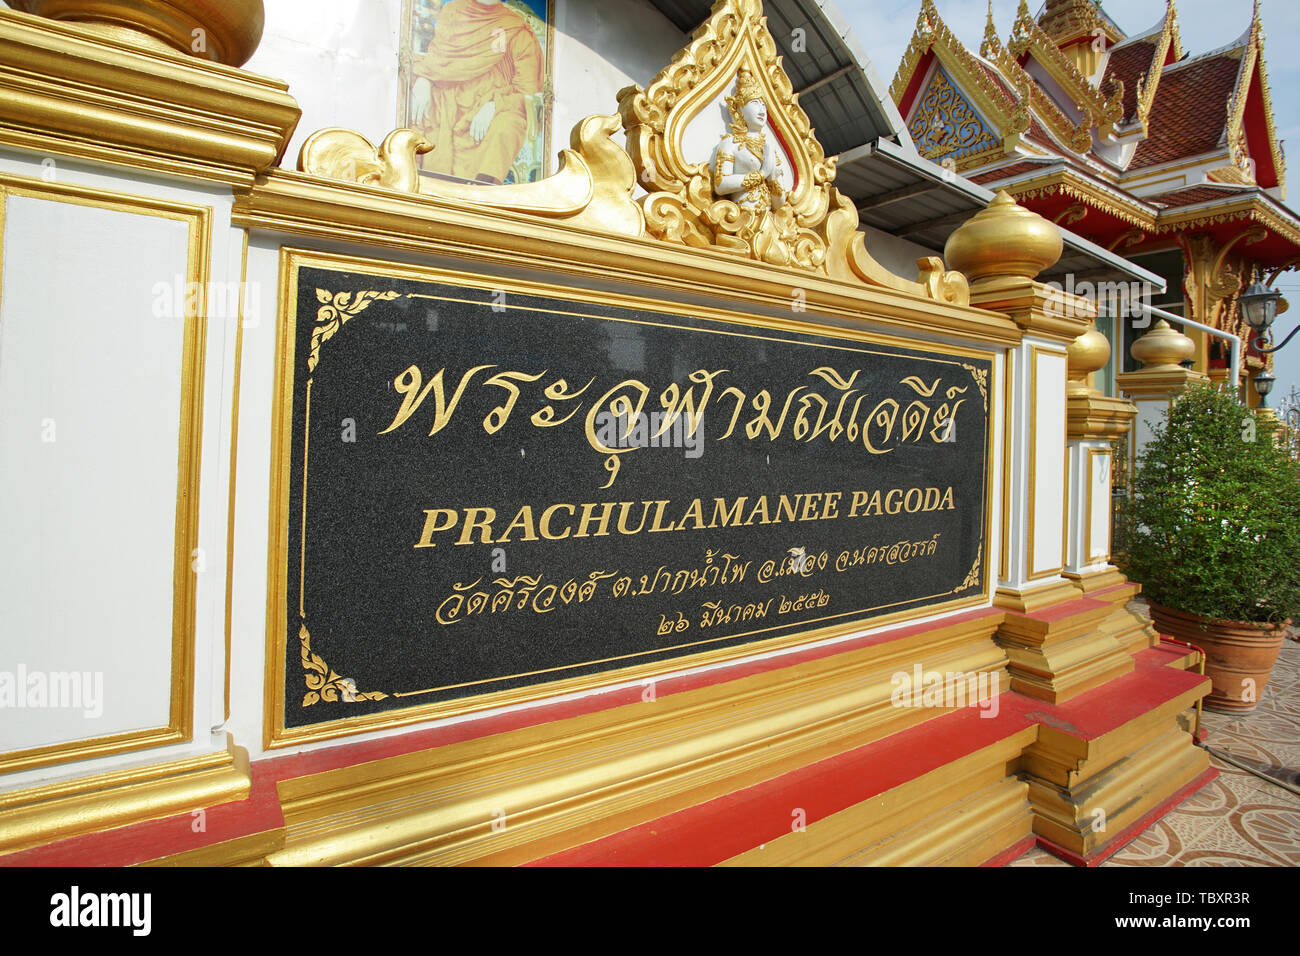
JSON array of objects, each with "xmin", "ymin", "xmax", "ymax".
[{"xmin": 1120, "ymin": 382, "xmax": 1300, "ymax": 712}]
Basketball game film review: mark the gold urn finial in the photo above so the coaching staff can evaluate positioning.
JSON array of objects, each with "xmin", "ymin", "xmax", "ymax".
[
  {"xmin": 10, "ymin": 0, "xmax": 265, "ymax": 67},
  {"xmin": 1067, "ymin": 321, "xmax": 1111, "ymax": 397},
  {"xmin": 1129, "ymin": 318, "xmax": 1196, "ymax": 370},
  {"xmin": 944, "ymin": 191, "xmax": 1064, "ymax": 284}
]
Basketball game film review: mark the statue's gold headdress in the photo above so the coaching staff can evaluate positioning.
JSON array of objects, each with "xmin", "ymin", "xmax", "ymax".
[{"xmin": 726, "ymin": 69, "xmax": 766, "ymax": 134}]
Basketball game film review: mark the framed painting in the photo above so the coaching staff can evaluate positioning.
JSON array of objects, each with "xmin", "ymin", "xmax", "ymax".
[{"xmin": 398, "ymin": 0, "xmax": 555, "ymax": 185}]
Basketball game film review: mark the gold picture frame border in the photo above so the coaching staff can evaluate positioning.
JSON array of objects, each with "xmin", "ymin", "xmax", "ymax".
[
  {"xmin": 0, "ymin": 173, "xmax": 209, "ymax": 776},
  {"xmin": 264, "ymin": 246, "xmax": 997, "ymax": 751},
  {"xmin": 397, "ymin": 0, "xmax": 557, "ymax": 185}
]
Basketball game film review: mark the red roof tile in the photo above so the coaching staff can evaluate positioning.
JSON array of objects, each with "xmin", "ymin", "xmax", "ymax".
[
  {"xmin": 1103, "ymin": 41, "xmax": 1155, "ymax": 122},
  {"xmin": 1130, "ymin": 54, "xmax": 1241, "ymax": 168},
  {"xmin": 1146, "ymin": 183, "xmax": 1255, "ymax": 207}
]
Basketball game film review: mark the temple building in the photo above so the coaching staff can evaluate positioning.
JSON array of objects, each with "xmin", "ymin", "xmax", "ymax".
[
  {"xmin": 0, "ymin": 0, "xmax": 1232, "ymax": 869},
  {"xmin": 891, "ymin": 0, "xmax": 1298, "ymax": 402}
]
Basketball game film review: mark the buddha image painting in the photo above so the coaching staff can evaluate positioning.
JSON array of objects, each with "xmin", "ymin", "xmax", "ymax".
[{"xmin": 401, "ymin": 0, "xmax": 553, "ymax": 185}]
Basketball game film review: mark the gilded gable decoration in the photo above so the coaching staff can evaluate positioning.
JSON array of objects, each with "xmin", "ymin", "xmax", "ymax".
[
  {"xmin": 616, "ymin": 0, "xmax": 833, "ymax": 269},
  {"xmin": 907, "ymin": 67, "xmax": 1000, "ymax": 165},
  {"xmin": 1007, "ymin": 0, "xmax": 1123, "ymax": 137},
  {"xmin": 617, "ymin": 0, "xmax": 970, "ymax": 303}
]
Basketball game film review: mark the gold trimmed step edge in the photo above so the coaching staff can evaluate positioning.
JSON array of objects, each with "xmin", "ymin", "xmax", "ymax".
[
  {"xmin": 265, "ymin": 615, "xmax": 1009, "ymax": 867},
  {"xmin": 0, "ymin": 738, "xmax": 250, "ymax": 857}
]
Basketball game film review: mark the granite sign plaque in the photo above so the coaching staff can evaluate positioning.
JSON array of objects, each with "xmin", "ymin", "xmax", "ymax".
[{"xmin": 273, "ymin": 255, "xmax": 993, "ymax": 734}]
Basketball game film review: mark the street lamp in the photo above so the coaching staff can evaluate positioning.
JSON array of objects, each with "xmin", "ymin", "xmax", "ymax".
[
  {"xmin": 1240, "ymin": 281, "xmax": 1299, "ymax": 354},
  {"xmin": 1253, "ymin": 370, "xmax": 1275, "ymax": 407}
]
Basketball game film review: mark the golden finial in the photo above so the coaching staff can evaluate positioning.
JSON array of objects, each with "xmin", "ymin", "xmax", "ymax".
[
  {"xmin": 980, "ymin": 0, "xmax": 998, "ymax": 57},
  {"xmin": 945, "ymin": 191, "xmax": 1063, "ymax": 282}
]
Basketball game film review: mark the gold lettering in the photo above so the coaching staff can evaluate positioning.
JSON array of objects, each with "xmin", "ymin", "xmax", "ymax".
[
  {"xmin": 863, "ymin": 490, "xmax": 883, "ymax": 516},
  {"xmin": 823, "ymin": 491, "xmax": 842, "ymax": 520},
  {"xmin": 482, "ymin": 370, "xmax": 546, "ymax": 434},
  {"xmin": 776, "ymin": 494, "xmax": 800, "ymax": 523},
  {"xmin": 711, "ymin": 497, "xmax": 747, "ymax": 528},
  {"xmin": 540, "ymin": 504, "xmax": 575, "ymax": 540},
  {"xmin": 744, "ymin": 496, "xmax": 771, "ymax": 525},
  {"xmin": 574, "ymin": 502, "xmax": 617, "ymax": 538},
  {"xmin": 849, "ymin": 490, "xmax": 869, "ymax": 517},
  {"xmin": 799, "ymin": 493, "xmax": 822, "ymax": 521},
  {"xmin": 904, "ymin": 488, "xmax": 923, "ymax": 513},
  {"xmin": 497, "ymin": 506, "xmax": 539, "ymax": 543},
  {"xmin": 938, "ymin": 486, "xmax": 955, "ymax": 510},
  {"xmin": 647, "ymin": 500, "xmax": 675, "ymax": 532},
  {"xmin": 414, "ymin": 508, "xmax": 458, "ymax": 548},
  {"xmin": 885, "ymin": 489, "xmax": 903, "ymax": 515},
  {"xmin": 379, "ymin": 363, "xmax": 494, "ymax": 436},
  {"xmin": 676, "ymin": 498, "xmax": 708, "ymax": 531},
  {"xmin": 616, "ymin": 501, "xmax": 651, "ymax": 535},
  {"xmin": 456, "ymin": 507, "xmax": 497, "ymax": 545}
]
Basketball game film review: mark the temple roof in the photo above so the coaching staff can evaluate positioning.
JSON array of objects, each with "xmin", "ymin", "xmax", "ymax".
[{"xmin": 889, "ymin": 0, "xmax": 1294, "ymax": 264}]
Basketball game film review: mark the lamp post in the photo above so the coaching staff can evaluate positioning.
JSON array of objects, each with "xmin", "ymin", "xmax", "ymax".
[
  {"xmin": 1253, "ymin": 370, "xmax": 1275, "ymax": 407},
  {"xmin": 1239, "ymin": 281, "xmax": 1297, "ymax": 354}
]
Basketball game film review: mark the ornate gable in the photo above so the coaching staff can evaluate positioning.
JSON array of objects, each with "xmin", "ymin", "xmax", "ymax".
[
  {"xmin": 1216, "ymin": 8, "xmax": 1286, "ymax": 194},
  {"xmin": 906, "ymin": 65, "xmax": 1001, "ymax": 166},
  {"xmin": 892, "ymin": 0, "xmax": 1027, "ymax": 166}
]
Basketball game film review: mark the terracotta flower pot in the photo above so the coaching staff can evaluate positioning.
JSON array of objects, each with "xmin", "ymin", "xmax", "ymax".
[{"xmin": 1147, "ymin": 601, "xmax": 1287, "ymax": 714}]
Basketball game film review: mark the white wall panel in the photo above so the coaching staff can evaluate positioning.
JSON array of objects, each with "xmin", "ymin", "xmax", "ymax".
[{"xmin": 0, "ymin": 196, "xmax": 188, "ymax": 751}]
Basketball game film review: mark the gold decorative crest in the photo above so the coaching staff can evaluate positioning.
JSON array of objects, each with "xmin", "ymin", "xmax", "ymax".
[{"xmin": 615, "ymin": 0, "xmax": 968, "ymax": 303}]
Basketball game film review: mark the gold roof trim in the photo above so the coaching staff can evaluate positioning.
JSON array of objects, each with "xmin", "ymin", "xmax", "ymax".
[
  {"xmin": 1008, "ymin": 0, "xmax": 1124, "ymax": 137},
  {"xmin": 1133, "ymin": 1, "xmax": 1182, "ymax": 131}
]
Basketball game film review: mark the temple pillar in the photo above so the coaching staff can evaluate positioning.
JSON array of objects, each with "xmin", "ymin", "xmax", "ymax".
[
  {"xmin": 948, "ymin": 193, "xmax": 1132, "ymax": 703},
  {"xmin": 1063, "ymin": 319, "xmax": 1134, "ymax": 592}
]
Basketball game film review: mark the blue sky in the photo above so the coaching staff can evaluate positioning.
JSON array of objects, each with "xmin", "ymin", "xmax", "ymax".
[{"xmin": 838, "ymin": 0, "xmax": 1300, "ymax": 407}]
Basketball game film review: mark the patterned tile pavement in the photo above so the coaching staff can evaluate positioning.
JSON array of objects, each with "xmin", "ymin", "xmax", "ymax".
[{"xmin": 1011, "ymin": 611, "xmax": 1300, "ymax": 868}]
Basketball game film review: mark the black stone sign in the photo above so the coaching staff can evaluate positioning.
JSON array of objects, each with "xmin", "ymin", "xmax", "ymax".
[{"xmin": 278, "ymin": 260, "xmax": 992, "ymax": 729}]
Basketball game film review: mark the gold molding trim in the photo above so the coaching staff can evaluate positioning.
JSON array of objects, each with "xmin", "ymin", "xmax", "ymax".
[
  {"xmin": 0, "ymin": 172, "xmax": 209, "ymax": 776},
  {"xmin": 297, "ymin": 114, "xmax": 646, "ymax": 240},
  {"xmin": 1085, "ymin": 447, "xmax": 1109, "ymax": 564},
  {"xmin": 0, "ymin": 8, "xmax": 299, "ymax": 186},
  {"xmin": 263, "ymin": 613, "xmax": 1008, "ymax": 866},
  {"xmin": 233, "ymin": 170, "xmax": 1020, "ymax": 347},
  {"xmin": 0, "ymin": 739, "xmax": 249, "ymax": 857},
  {"xmin": 264, "ymin": 247, "xmax": 998, "ymax": 752}
]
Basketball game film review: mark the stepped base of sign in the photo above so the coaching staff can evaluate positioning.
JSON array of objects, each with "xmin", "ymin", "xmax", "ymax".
[{"xmin": 0, "ymin": 604, "xmax": 1211, "ymax": 868}]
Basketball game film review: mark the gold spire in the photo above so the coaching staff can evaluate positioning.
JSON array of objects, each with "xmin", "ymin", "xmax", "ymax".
[{"xmin": 980, "ymin": 0, "xmax": 997, "ymax": 59}]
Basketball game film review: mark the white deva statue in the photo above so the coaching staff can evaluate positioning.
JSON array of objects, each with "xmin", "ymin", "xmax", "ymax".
[{"xmin": 711, "ymin": 68, "xmax": 787, "ymax": 212}]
